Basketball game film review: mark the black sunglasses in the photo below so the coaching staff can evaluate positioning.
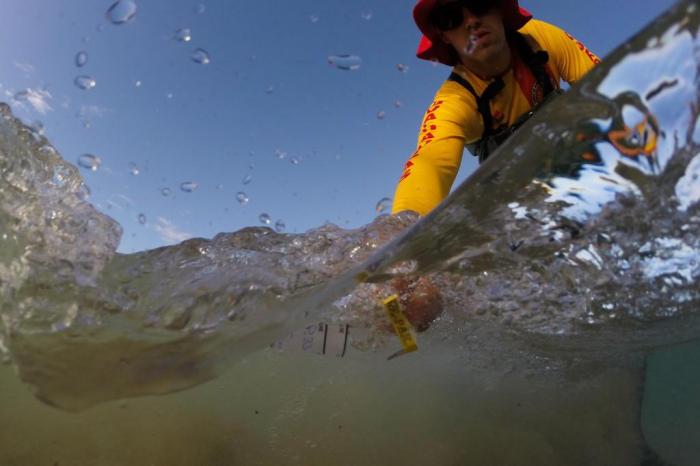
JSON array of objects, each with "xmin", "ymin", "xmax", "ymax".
[{"xmin": 430, "ymin": 0, "xmax": 499, "ymax": 32}]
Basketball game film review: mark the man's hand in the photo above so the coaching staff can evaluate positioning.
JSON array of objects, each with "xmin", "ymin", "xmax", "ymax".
[{"xmin": 391, "ymin": 276, "xmax": 443, "ymax": 332}]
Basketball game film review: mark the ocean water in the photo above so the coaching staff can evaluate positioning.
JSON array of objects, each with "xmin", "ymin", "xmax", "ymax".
[{"xmin": 1, "ymin": 0, "xmax": 699, "ymax": 465}]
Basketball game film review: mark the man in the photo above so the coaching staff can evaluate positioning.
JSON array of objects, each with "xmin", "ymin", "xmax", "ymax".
[
  {"xmin": 387, "ymin": 0, "xmax": 600, "ymax": 333},
  {"xmin": 392, "ymin": 0, "xmax": 600, "ymax": 217}
]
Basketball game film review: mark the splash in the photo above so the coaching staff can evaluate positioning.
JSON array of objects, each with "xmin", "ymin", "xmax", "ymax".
[{"xmin": 0, "ymin": 1, "xmax": 699, "ymax": 413}]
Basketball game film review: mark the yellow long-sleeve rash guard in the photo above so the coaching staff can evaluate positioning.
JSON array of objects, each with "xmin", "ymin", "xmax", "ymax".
[{"xmin": 392, "ymin": 19, "xmax": 600, "ymax": 216}]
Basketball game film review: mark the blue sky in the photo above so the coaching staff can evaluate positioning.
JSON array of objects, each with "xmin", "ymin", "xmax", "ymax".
[{"xmin": 0, "ymin": 0, "xmax": 678, "ymax": 252}]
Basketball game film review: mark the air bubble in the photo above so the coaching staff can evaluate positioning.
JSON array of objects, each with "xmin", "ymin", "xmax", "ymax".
[
  {"xmin": 377, "ymin": 111, "xmax": 386, "ymax": 120},
  {"xmin": 195, "ymin": 3, "xmax": 206, "ymax": 14},
  {"xmin": 236, "ymin": 191, "xmax": 249, "ymax": 205},
  {"xmin": 309, "ymin": 14, "xmax": 320, "ymax": 23},
  {"xmin": 138, "ymin": 213, "xmax": 146, "ymax": 224},
  {"xmin": 180, "ymin": 181, "xmax": 198, "ymax": 193},
  {"xmin": 135, "ymin": 80, "xmax": 142, "ymax": 88},
  {"xmin": 275, "ymin": 149, "xmax": 287, "ymax": 160},
  {"xmin": 75, "ymin": 51, "xmax": 88, "ymax": 67},
  {"xmin": 275, "ymin": 220, "xmax": 286, "ymax": 232},
  {"xmin": 375, "ymin": 197, "xmax": 391, "ymax": 214},
  {"xmin": 360, "ymin": 10, "xmax": 373, "ymax": 20},
  {"xmin": 160, "ymin": 188, "xmax": 171, "ymax": 196},
  {"xmin": 174, "ymin": 28, "xmax": 192, "ymax": 42},
  {"xmin": 242, "ymin": 174, "xmax": 253, "ymax": 185},
  {"xmin": 129, "ymin": 162, "xmax": 140, "ymax": 175},
  {"xmin": 191, "ymin": 48, "xmax": 211, "ymax": 65},
  {"xmin": 106, "ymin": 0, "xmax": 137, "ymax": 24},
  {"xmin": 290, "ymin": 156, "xmax": 300, "ymax": 165},
  {"xmin": 74, "ymin": 76, "xmax": 96, "ymax": 90},
  {"xmin": 396, "ymin": 63, "xmax": 409, "ymax": 73},
  {"xmin": 78, "ymin": 153, "xmax": 102, "ymax": 171},
  {"xmin": 259, "ymin": 213, "xmax": 271, "ymax": 225},
  {"xmin": 328, "ymin": 54, "xmax": 361, "ymax": 71},
  {"xmin": 394, "ymin": 100, "xmax": 403, "ymax": 108}
]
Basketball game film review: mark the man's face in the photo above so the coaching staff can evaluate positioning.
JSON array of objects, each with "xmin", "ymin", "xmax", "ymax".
[{"xmin": 438, "ymin": 4, "xmax": 508, "ymax": 68}]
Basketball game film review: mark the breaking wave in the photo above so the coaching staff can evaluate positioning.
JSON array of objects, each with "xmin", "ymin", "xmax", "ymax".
[{"xmin": 0, "ymin": 0, "xmax": 699, "ymax": 412}]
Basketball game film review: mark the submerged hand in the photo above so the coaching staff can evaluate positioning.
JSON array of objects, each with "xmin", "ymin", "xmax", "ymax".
[{"xmin": 391, "ymin": 276, "xmax": 443, "ymax": 332}]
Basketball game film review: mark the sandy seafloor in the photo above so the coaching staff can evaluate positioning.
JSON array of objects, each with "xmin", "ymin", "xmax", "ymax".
[{"xmin": 0, "ymin": 341, "xmax": 655, "ymax": 466}]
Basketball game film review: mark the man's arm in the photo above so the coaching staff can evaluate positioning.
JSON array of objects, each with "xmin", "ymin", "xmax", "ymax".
[{"xmin": 392, "ymin": 88, "xmax": 479, "ymax": 216}]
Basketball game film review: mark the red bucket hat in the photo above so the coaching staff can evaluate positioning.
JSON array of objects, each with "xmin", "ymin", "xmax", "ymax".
[{"xmin": 414, "ymin": 0, "xmax": 532, "ymax": 66}]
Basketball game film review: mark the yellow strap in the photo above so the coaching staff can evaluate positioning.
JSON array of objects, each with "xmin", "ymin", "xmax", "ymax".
[{"xmin": 382, "ymin": 294, "xmax": 418, "ymax": 357}]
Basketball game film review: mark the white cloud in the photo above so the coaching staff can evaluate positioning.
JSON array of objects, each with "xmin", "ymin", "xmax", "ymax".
[
  {"xmin": 25, "ymin": 88, "xmax": 53, "ymax": 114},
  {"xmin": 155, "ymin": 217, "xmax": 192, "ymax": 244},
  {"xmin": 9, "ymin": 87, "xmax": 53, "ymax": 115}
]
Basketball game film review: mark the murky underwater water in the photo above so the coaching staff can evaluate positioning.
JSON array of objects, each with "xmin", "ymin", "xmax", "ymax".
[
  {"xmin": 1, "ymin": 343, "xmax": 648, "ymax": 466},
  {"xmin": 1, "ymin": 0, "xmax": 700, "ymax": 464}
]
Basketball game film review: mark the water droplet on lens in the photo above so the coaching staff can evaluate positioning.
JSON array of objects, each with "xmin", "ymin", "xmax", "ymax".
[
  {"xmin": 396, "ymin": 63, "xmax": 409, "ymax": 73},
  {"xmin": 360, "ymin": 10, "xmax": 373, "ymax": 20},
  {"xmin": 375, "ymin": 197, "xmax": 391, "ymax": 213},
  {"xmin": 180, "ymin": 181, "xmax": 198, "ymax": 192},
  {"xmin": 76, "ymin": 183, "xmax": 91, "ymax": 200},
  {"xmin": 328, "ymin": 54, "xmax": 361, "ymax": 71},
  {"xmin": 75, "ymin": 51, "xmax": 88, "ymax": 67},
  {"xmin": 138, "ymin": 213, "xmax": 146, "ymax": 224},
  {"xmin": 174, "ymin": 28, "xmax": 192, "ymax": 42},
  {"xmin": 13, "ymin": 90, "xmax": 29, "ymax": 101},
  {"xmin": 106, "ymin": 0, "xmax": 137, "ymax": 24},
  {"xmin": 161, "ymin": 187, "xmax": 171, "ymax": 196},
  {"xmin": 242, "ymin": 174, "xmax": 252, "ymax": 185},
  {"xmin": 191, "ymin": 48, "xmax": 211, "ymax": 64},
  {"xmin": 236, "ymin": 191, "xmax": 249, "ymax": 205},
  {"xmin": 275, "ymin": 220, "xmax": 285, "ymax": 232},
  {"xmin": 74, "ymin": 75, "xmax": 96, "ymax": 90},
  {"xmin": 30, "ymin": 121, "xmax": 45, "ymax": 136},
  {"xmin": 78, "ymin": 153, "xmax": 102, "ymax": 171},
  {"xmin": 377, "ymin": 111, "xmax": 386, "ymax": 120},
  {"xmin": 259, "ymin": 213, "xmax": 271, "ymax": 225}
]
